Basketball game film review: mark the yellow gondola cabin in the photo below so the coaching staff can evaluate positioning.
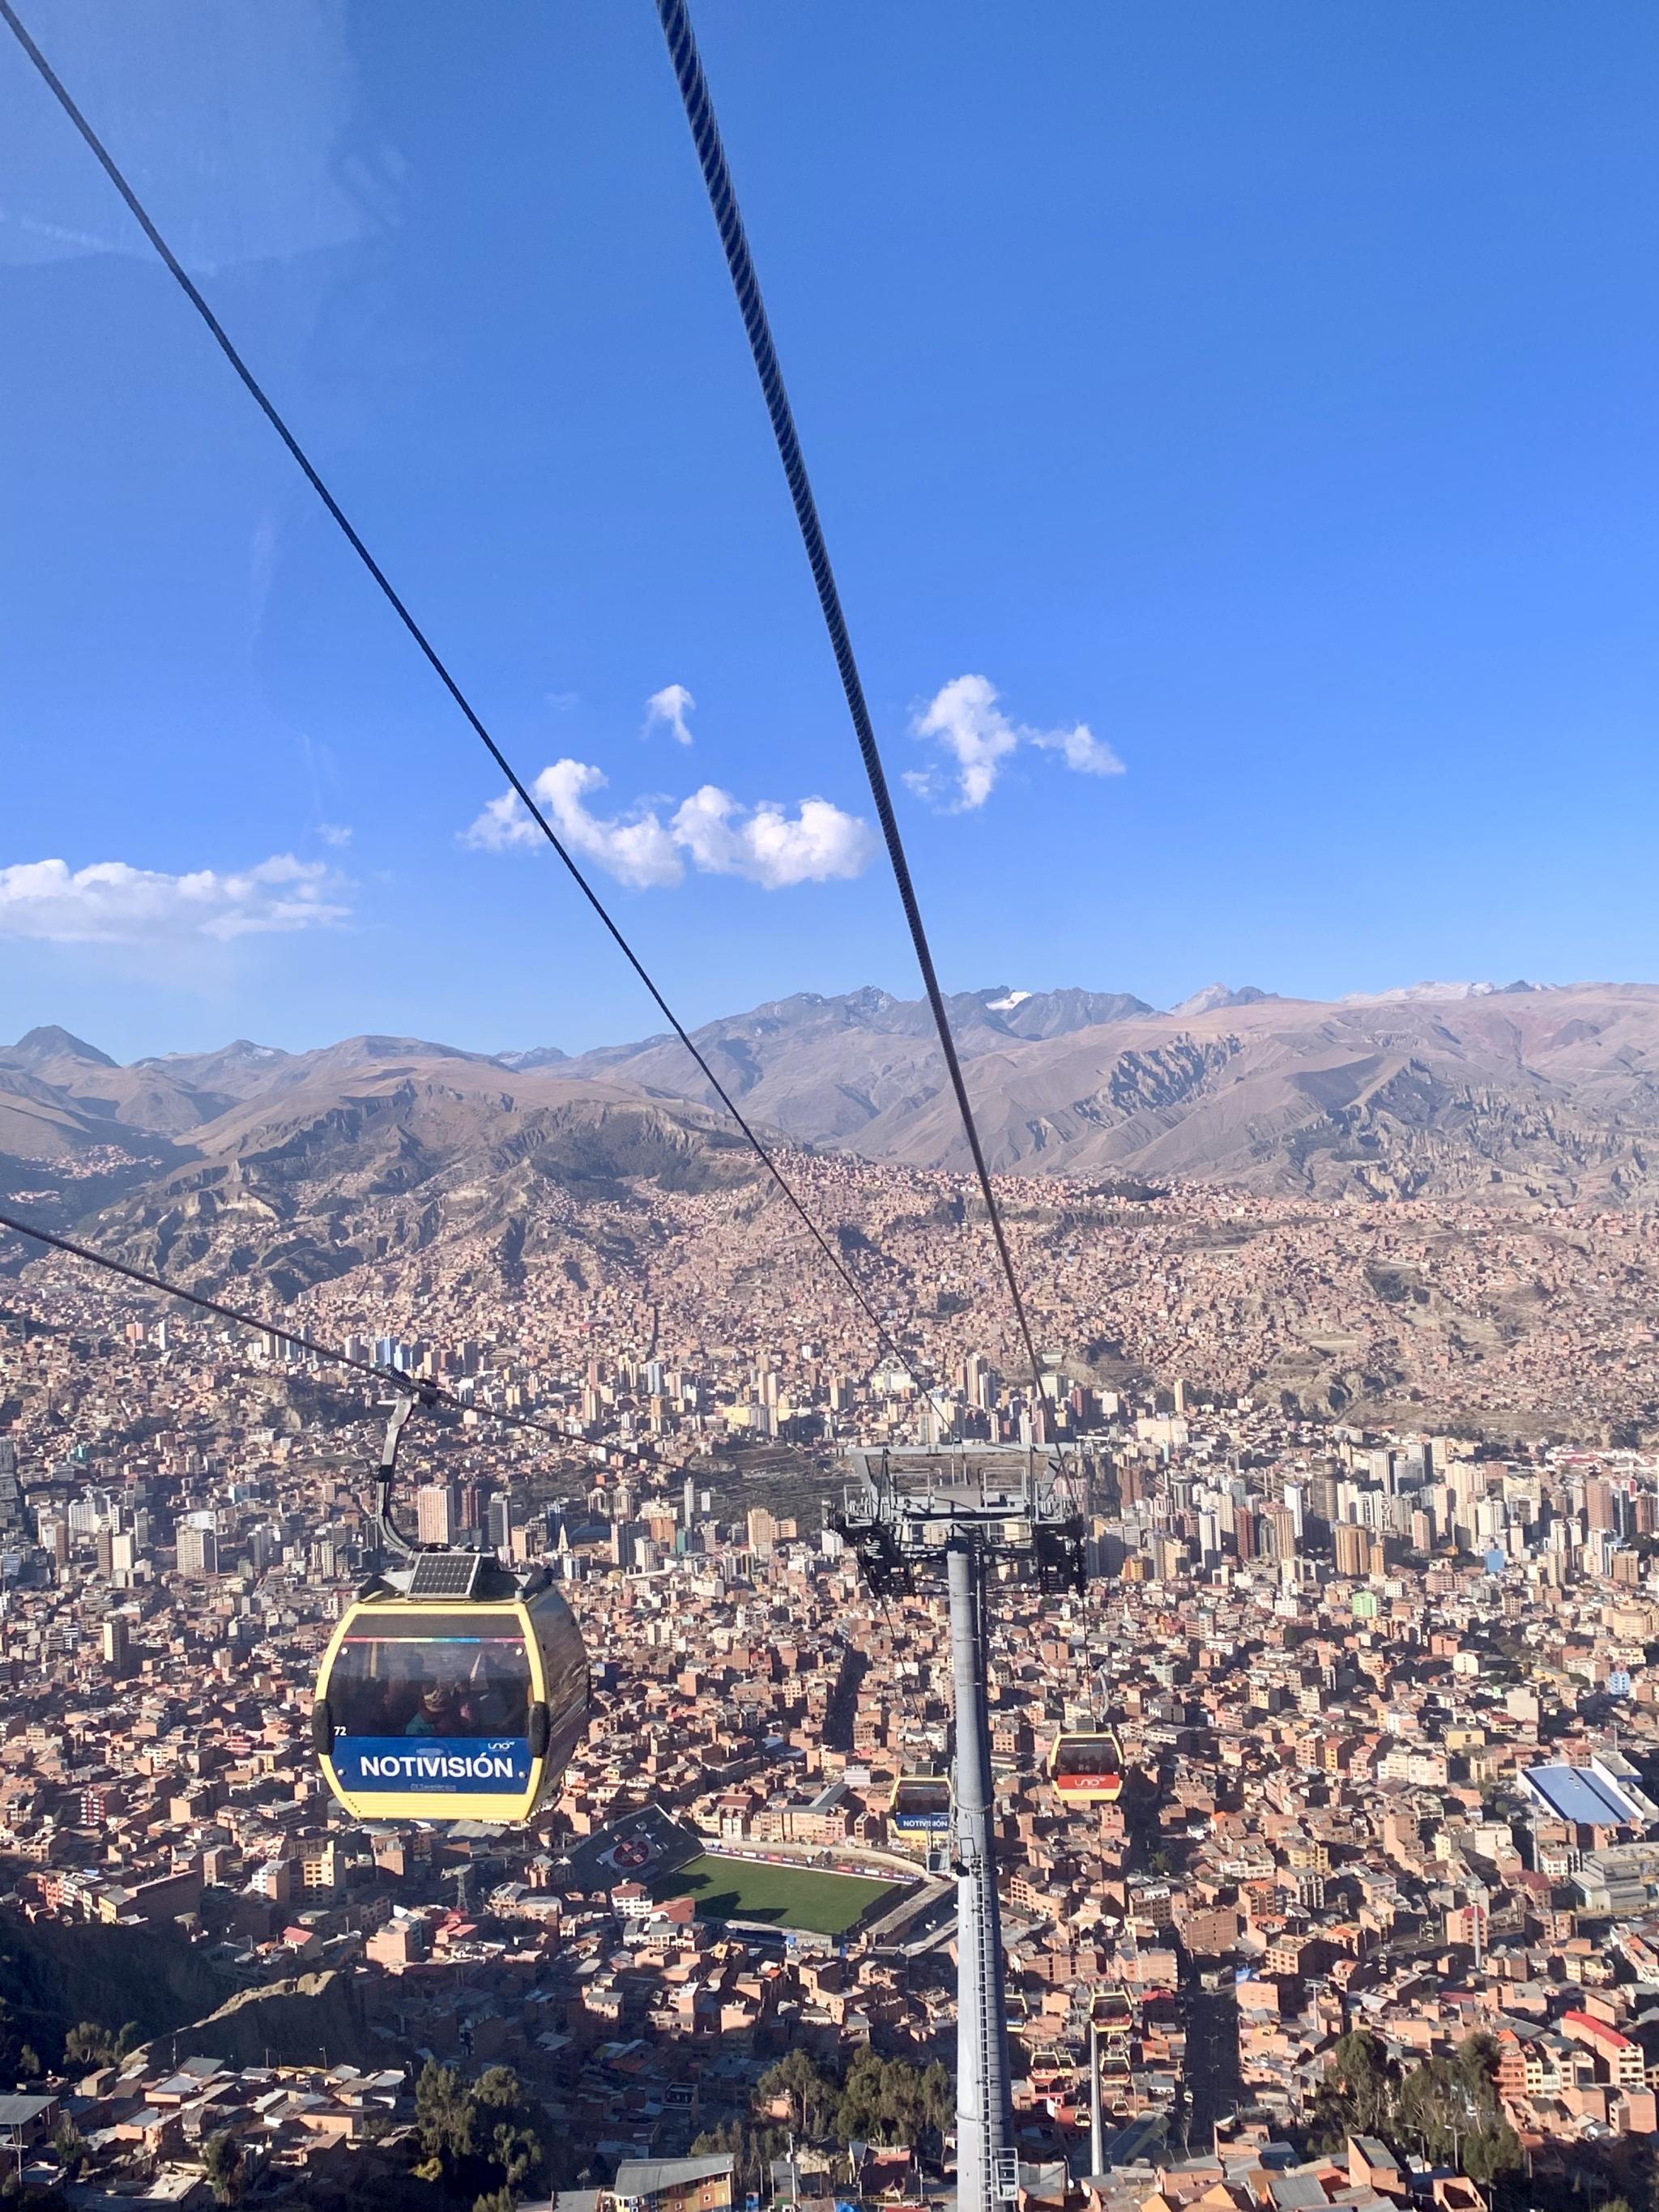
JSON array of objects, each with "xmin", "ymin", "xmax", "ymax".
[{"xmin": 313, "ymin": 1553, "xmax": 588, "ymax": 1824}]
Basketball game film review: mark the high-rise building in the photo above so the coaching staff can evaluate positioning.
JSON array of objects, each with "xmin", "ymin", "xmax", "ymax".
[
  {"xmin": 487, "ymin": 1494, "xmax": 513, "ymax": 1554},
  {"xmin": 1263, "ymin": 1504, "xmax": 1299, "ymax": 1560},
  {"xmin": 177, "ymin": 1524, "xmax": 220, "ymax": 1579},
  {"xmin": 416, "ymin": 1484, "xmax": 458, "ymax": 1548},
  {"xmin": 102, "ymin": 1616, "xmax": 130, "ymax": 1672},
  {"xmin": 1152, "ymin": 1533, "xmax": 1186, "ymax": 1582},
  {"xmin": 0, "ymin": 1437, "xmax": 23, "ymax": 1542},
  {"xmin": 609, "ymin": 1519, "xmax": 642, "ymax": 1568},
  {"xmin": 1450, "ymin": 1460, "xmax": 1486, "ymax": 1541},
  {"xmin": 1333, "ymin": 1523, "xmax": 1369, "ymax": 1579},
  {"xmin": 963, "ymin": 1353, "xmax": 994, "ymax": 1412}
]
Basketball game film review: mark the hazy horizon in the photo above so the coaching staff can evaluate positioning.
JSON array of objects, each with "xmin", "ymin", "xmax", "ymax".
[{"xmin": 9, "ymin": 969, "xmax": 1648, "ymax": 1068}]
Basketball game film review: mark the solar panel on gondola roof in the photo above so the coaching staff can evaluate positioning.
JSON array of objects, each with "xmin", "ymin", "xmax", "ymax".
[{"xmin": 407, "ymin": 1551, "xmax": 484, "ymax": 1600}]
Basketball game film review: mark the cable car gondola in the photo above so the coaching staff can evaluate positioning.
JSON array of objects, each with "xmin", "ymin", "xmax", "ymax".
[
  {"xmin": 312, "ymin": 1396, "xmax": 589, "ymax": 1825},
  {"xmin": 1048, "ymin": 1728, "xmax": 1124, "ymax": 1805},
  {"xmin": 888, "ymin": 1772, "xmax": 953, "ymax": 1834},
  {"xmin": 313, "ymin": 1554, "xmax": 587, "ymax": 1823},
  {"xmin": 1090, "ymin": 1984, "xmax": 1134, "ymax": 2032}
]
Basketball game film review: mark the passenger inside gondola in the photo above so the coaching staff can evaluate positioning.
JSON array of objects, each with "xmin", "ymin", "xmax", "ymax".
[
  {"xmin": 466, "ymin": 1646, "xmax": 530, "ymax": 1733},
  {"xmin": 331, "ymin": 1617, "xmax": 531, "ymax": 1740},
  {"xmin": 1057, "ymin": 1739, "xmax": 1120, "ymax": 1778},
  {"xmin": 406, "ymin": 1681, "xmax": 463, "ymax": 1736}
]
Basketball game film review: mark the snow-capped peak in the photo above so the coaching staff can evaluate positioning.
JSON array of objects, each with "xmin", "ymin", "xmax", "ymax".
[{"xmin": 1342, "ymin": 979, "xmax": 1552, "ymax": 1005}]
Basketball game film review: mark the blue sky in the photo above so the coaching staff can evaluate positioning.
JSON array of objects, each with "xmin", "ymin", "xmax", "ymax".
[{"xmin": 2, "ymin": 1, "xmax": 1656, "ymax": 1060}]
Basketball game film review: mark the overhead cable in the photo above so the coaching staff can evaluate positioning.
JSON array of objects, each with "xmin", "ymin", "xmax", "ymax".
[
  {"xmin": 0, "ymin": 0, "xmax": 951, "ymax": 1428},
  {"xmin": 0, "ymin": 1203, "xmax": 558, "ymax": 1441},
  {"xmin": 653, "ymin": 0, "xmax": 1047, "ymax": 1400}
]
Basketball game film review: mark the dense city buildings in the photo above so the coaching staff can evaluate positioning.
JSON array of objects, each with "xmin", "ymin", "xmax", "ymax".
[{"xmin": 8, "ymin": 1159, "xmax": 1659, "ymax": 2210}]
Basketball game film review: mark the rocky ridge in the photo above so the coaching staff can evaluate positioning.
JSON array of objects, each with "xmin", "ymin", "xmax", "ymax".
[{"xmin": 9, "ymin": 980, "xmax": 1659, "ymax": 1228}]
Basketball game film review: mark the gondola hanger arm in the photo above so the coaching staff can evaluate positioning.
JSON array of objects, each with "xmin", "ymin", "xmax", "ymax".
[{"xmin": 374, "ymin": 1383, "xmax": 442, "ymax": 1556}]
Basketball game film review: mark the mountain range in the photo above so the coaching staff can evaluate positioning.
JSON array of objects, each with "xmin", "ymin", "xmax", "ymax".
[{"xmin": 6, "ymin": 978, "xmax": 1659, "ymax": 1233}]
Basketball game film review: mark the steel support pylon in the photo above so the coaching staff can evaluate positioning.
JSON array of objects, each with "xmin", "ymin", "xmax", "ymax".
[
  {"xmin": 949, "ymin": 1536, "xmax": 1013, "ymax": 2211},
  {"xmin": 831, "ymin": 1446, "xmax": 1092, "ymax": 2212},
  {"xmin": 1090, "ymin": 2019, "xmax": 1105, "ymax": 2179}
]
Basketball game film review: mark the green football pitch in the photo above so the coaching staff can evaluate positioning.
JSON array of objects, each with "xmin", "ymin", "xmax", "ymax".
[{"xmin": 653, "ymin": 1852, "xmax": 905, "ymax": 1937}]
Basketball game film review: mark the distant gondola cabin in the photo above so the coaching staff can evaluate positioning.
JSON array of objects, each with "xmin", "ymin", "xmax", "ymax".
[
  {"xmin": 887, "ymin": 1773, "xmax": 953, "ymax": 1834},
  {"xmin": 1048, "ymin": 1728, "xmax": 1124, "ymax": 1805}
]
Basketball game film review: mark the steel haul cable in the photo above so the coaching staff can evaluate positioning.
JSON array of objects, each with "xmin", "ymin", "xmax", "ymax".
[
  {"xmin": 0, "ymin": 0, "xmax": 955, "ymax": 1434},
  {"xmin": 653, "ymin": 0, "xmax": 1047, "ymax": 1408},
  {"xmin": 0, "ymin": 1203, "xmax": 917, "ymax": 1503},
  {"xmin": 0, "ymin": 1202, "xmax": 561, "ymax": 1441}
]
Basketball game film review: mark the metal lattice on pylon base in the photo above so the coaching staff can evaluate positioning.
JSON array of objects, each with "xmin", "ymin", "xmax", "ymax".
[{"xmin": 828, "ymin": 1445, "xmax": 1095, "ymax": 2212}]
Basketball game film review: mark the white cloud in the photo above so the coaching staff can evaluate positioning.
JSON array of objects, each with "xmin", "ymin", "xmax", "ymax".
[
  {"xmin": 0, "ymin": 855, "xmax": 349, "ymax": 944},
  {"xmin": 672, "ymin": 786, "xmax": 875, "ymax": 888},
  {"xmin": 463, "ymin": 791, "xmax": 536, "ymax": 851},
  {"xmin": 1027, "ymin": 723, "xmax": 1124, "ymax": 778},
  {"xmin": 911, "ymin": 675, "xmax": 1021, "ymax": 809},
  {"xmin": 464, "ymin": 763, "xmax": 873, "ymax": 893},
  {"xmin": 909, "ymin": 672, "xmax": 1124, "ymax": 809},
  {"xmin": 644, "ymin": 683, "xmax": 696, "ymax": 746},
  {"xmin": 463, "ymin": 762, "xmax": 682, "ymax": 889},
  {"xmin": 317, "ymin": 821, "xmax": 352, "ymax": 848}
]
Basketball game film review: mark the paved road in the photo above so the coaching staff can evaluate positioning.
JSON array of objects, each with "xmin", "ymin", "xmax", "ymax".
[
  {"xmin": 823, "ymin": 1641, "xmax": 869, "ymax": 1754},
  {"xmin": 1183, "ymin": 1980, "xmax": 1242, "ymax": 2151}
]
